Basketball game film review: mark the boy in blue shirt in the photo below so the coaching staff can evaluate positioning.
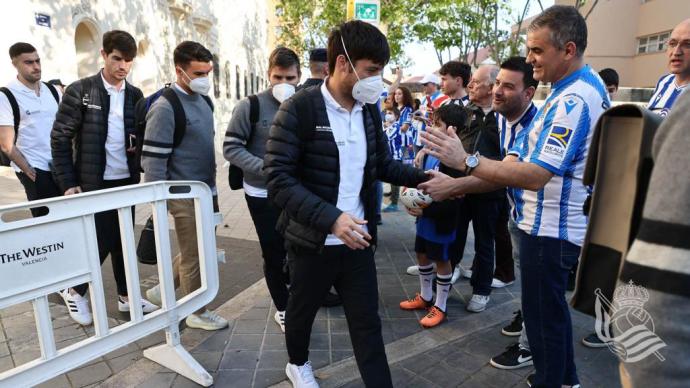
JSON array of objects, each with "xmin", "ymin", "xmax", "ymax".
[{"xmin": 400, "ymin": 104, "xmax": 467, "ymax": 327}]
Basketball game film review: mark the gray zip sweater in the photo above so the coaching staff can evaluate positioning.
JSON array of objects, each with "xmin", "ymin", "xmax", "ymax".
[
  {"xmin": 223, "ymin": 89, "xmax": 280, "ymax": 189},
  {"xmin": 142, "ymin": 86, "xmax": 216, "ymax": 192}
]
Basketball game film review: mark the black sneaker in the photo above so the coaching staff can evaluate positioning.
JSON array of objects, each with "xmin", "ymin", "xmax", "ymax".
[
  {"xmin": 581, "ymin": 332, "xmax": 609, "ymax": 348},
  {"xmin": 501, "ymin": 310, "xmax": 523, "ymax": 336},
  {"xmin": 490, "ymin": 343, "xmax": 533, "ymax": 370}
]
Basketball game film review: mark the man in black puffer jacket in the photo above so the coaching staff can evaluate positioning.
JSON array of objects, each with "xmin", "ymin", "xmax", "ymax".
[
  {"xmin": 51, "ymin": 30, "xmax": 153, "ymax": 326},
  {"xmin": 265, "ymin": 21, "xmax": 427, "ymax": 388}
]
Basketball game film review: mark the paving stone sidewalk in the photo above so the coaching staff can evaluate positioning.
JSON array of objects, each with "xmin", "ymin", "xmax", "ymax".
[
  {"xmin": 133, "ymin": 205, "xmax": 620, "ymax": 388},
  {"xmin": 0, "ymin": 165, "xmax": 262, "ymax": 387},
  {"xmin": 1, "ymin": 168, "xmax": 621, "ymax": 388}
]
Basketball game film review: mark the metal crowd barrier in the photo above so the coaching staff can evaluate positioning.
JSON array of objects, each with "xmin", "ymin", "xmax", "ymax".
[{"xmin": 0, "ymin": 181, "xmax": 221, "ymax": 387}]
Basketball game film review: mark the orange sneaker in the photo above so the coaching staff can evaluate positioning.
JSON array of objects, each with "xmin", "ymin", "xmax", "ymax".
[
  {"xmin": 420, "ymin": 306, "xmax": 446, "ymax": 328},
  {"xmin": 399, "ymin": 293, "xmax": 433, "ymax": 310}
]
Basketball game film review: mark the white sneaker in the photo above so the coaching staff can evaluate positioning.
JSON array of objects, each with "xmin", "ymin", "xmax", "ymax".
[
  {"xmin": 118, "ymin": 296, "xmax": 160, "ymax": 313},
  {"xmin": 459, "ymin": 266, "xmax": 473, "ymax": 279},
  {"xmin": 407, "ymin": 263, "xmax": 436, "ymax": 276},
  {"xmin": 274, "ymin": 310, "xmax": 286, "ymax": 333},
  {"xmin": 491, "ymin": 278, "xmax": 515, "ymax": 288},
  {"xmin": 406, "ymin": 265, "xmax": 420, "ymax": 276},
  {"xmin": 146, "ymin": 285, "xmax": 162, "ymax": 306},
  {"xmin": 59, "ymin": 289, "xmax": 93, "ymax": 326},
  {"xmin": 185, "ymin": 310, "xmax": 229, "ymax": 331},
  {"xmin": 286, "ymin": 361, "xmax": 319, "ymax": 388},
  {"xmin": 451, "ymin": 266, "xmax": 461, "ymax": 284},
  {"xmin": 467, "ymin": 294, "xmax": 490, "ymax": 312}
]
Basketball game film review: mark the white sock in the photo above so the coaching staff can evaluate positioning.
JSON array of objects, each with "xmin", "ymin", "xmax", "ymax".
[
  {"xmin": 419, "ymin": 264, "xmax": 434, "ymax": 302},
  {"xmin": 434, "ymin": 273, "xmax": 452, "ymax": 312}
]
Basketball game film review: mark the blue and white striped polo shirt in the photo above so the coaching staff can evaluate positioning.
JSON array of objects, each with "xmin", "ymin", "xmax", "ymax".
[
  {"xmin": 647, "ymin": 73, "xmax": 687, "ymax": 117},
  {"xmin": 498, "ymin": 102, "xmax": 537, "ymax": 222},
  {"xmin": 508, "ymin": 65, "xmax": 610, "ymax": 246}
]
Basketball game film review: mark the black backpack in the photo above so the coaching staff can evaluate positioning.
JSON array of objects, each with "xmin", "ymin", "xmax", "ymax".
[
  {"xmin": 228, "ymin": 94, "xmax": 260, "ymax": 190},
  {"xmin": 134, "ymin": 84, "xmax": 213, "ymax": 173},
  {"xmin": 134, "ymin": 84, "xmax": 213, "ymax": 265},
  {"xmin": 0, "ymin": 82, "xmax": 59, "ymax": 166},
  {"xmin": 226, "ymin": 94, "xmax": 382, "ymax": 191}
]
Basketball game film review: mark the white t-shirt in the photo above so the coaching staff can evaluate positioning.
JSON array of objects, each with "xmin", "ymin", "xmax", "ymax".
[
  {"xmin": 320, "ymin": 81, "xmax": 368, "ymax": 246},
  {"xmin": 0, "ymin": 79, "xmax": 61, "ymax": 172},
  {"xmin": 101, "ymin": 73, "xmax": 130, "ymax": 180},
  {"xmin": 508, "ymin": 65, "xmax": 610, "ymax": 247},
  {"xmin": 243, "ymin": 180, "xmax": 268, "ymax": 198}
]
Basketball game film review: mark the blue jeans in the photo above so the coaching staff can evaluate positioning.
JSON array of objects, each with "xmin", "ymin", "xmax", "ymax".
[
  {"xmin": 508, "ymin": 218, "xmax": 521, "ymax": 263},
  {"xmin": 519, "ymin": 231, "xmax": 580, "ymax": 387},
  {"xmin": 508, "ymin": 219, "xmax": 530, "ymax": 350}
]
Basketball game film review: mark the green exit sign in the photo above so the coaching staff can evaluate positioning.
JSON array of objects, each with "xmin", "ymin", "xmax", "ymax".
[{"xmin": 355, "ymin": 3, "xmax": 378, "ymax": 21}]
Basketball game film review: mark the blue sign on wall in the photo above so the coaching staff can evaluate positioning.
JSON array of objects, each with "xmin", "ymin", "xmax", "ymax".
[{"xmin": 35, "ymin": 13, "xmax": 51, "ymax": 28}]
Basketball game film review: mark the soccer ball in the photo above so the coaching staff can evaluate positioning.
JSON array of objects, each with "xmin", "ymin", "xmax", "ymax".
[{"xmin": 400, "ymin": 187, "xmax": 433, "ymax": 209}]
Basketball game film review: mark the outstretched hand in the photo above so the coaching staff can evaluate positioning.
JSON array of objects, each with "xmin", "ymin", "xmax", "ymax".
[
  {"xmin": 421, "ymin": 126, "xmax": 467, "ymax": 170},
  {"xmin": 419, "ymin": 170, "xmax": 461, "ymax": 201}
]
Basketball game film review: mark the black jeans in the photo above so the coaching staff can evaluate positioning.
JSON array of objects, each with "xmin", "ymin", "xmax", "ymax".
[
  {"xmin": 389, "ymin": 185, "xmax": 400, "ymax": 205},
  {"xmin": 245, "ymin": 195, "xmax": 290, "ymax": 311},
  {"xmin": 452, "ymin": 196, "xmax": 501, "ymax": 296},
  {"xmin": 16, "ymin": 168, "xmax": 62, "ymax": 216},
  {"xmin": 73, "ymin": 178, "xmax": 132, "ymax": 297},
  {"xmin": 285, "ymin": 245, "xmax": 392, "ymax": 388},
  {"xmin": 493, "ymin": 198, "xmax": 515, "ymax": 283}
]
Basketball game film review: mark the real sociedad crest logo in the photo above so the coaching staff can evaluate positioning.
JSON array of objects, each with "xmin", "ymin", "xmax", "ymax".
[{"xmin": 594, "ymin": 281, "xmax": 666, "ymax": 362}]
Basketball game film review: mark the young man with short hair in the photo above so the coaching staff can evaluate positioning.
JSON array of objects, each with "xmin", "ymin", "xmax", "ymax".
[
  {"xmin": 298, "ymin": 48, "xmax": 327, "ymax": 90},
  {"xmin": 0, "ymin": 43, "xmax": 62, "ymax": 215},
  {"xmin": 439, "ymin": 60, "xmax": 471, "ymax": 106},
  {"xmin": 142, "ymin": 41, "xmax": 228, "ymax": 331},
  {"xmin": 224, "ymin": 46, "xmax": 301, "ymax": 332},
  {"xmin": 647, "ymin": 18, "xmax": 690, "ymax": 116},
  {"xmin": 420, "ymin": 6, "xmax": 609, "ymax": 386},
  {"xmin": 598, "ymin": 68, "xmax": 619, "ymax": 100},
  {"xmin": 265, "ymin": 20, "xmax": 427, "ymax": 388},
  {"xmin": 51, "ymin": 30, "xmax": 156, "ymax": 326}
]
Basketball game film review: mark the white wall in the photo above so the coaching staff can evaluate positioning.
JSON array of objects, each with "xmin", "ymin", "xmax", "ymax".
[{"xmin": 0, "ymin": 0, "xmax": 273, "ymax": 152}]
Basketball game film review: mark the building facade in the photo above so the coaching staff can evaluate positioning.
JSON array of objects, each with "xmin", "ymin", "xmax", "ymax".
[
  {"xmin": 549, "ymin": 0, "xmax": 688, "ymax": 87},
  {"xmin": 0, "ymin": 0, "xmax": 279, "ymax": 150}
]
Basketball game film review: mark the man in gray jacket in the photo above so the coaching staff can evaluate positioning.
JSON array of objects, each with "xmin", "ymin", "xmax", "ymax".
[
  {"xmin": 142, "ymin": 41, "xmax": 228, "ymax": 331},
  {"xmin": 223, "ymin": 47, "xmax": 300, "ymax": 332}
]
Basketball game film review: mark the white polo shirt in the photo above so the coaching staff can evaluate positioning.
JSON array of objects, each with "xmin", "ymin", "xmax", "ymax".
[
  {"xmin": 0, "ymin": 78, "xmax": 61, "ymax": 172},
  {"xmin": 321, "ymin": 81, "xmax": 368, "ymax": 246},
  {"xmin": 101, "ymin": 73, "xmax": 130, "ymax": 180}
]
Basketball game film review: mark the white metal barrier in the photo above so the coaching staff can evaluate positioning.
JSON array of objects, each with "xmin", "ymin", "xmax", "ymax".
[{"xmin": 0, "ymin": 181, "xmax": 221, "ymax": 387}]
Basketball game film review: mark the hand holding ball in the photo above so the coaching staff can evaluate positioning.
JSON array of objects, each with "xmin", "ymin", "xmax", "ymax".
[{"xmin": 400, "ymin": 187, "xmax": 433, "ymax": 210}]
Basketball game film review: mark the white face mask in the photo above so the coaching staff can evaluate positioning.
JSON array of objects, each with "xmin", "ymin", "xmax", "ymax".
[
  {"xmin": 180, "ymin": 68, "xmax": 211, "ymax": 95},
  {"xmin": 272, "ymin": 83, "xmax": 296, "ymax": 103},
  {"xmin": 340, "ymin": 35, "xmax": 383, "ymax": 104}
]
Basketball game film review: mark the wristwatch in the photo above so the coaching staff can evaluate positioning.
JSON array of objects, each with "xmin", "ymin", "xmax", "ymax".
[{"xmin": 464, "ymin": 152, "xmax": 480, "ymax": 175}]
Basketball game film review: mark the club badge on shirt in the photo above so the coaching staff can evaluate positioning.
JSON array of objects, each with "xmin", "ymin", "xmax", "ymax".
[{"xmin": 543, "ymin": 126, "xmax": 573, "ymax": 158}]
